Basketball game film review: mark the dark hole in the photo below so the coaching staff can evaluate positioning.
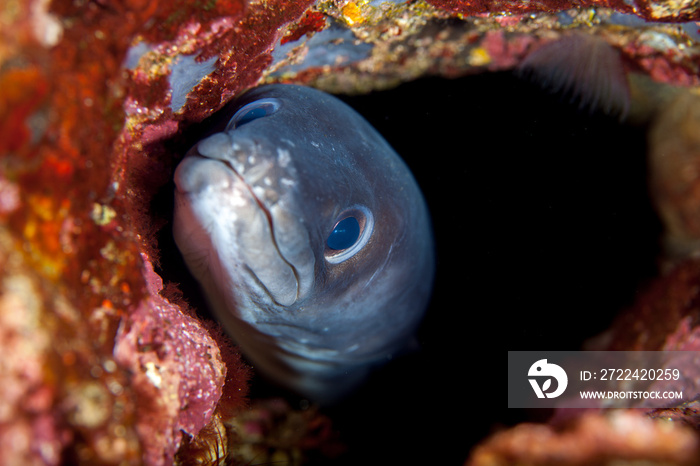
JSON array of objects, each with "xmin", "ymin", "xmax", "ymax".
[
  {"xmin": 321, "ymin": 72, "xmax": 660, "ymax": 466},
  {"xmin": 152, "ymin": 71, "xmax": 661, "ymax": 465}
]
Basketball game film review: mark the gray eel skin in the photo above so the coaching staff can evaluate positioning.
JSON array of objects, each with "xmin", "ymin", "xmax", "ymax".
[{"xmin": 173, "ymin": 84, "xmax": 434, "ymax": 401}]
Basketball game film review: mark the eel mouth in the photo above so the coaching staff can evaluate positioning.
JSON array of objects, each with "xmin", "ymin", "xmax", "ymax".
[{"xmin": 174, "ymin": 148, "xmax": 301, "ymax": 307}]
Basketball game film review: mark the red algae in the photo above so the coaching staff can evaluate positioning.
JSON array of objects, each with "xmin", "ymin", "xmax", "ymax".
[
  {"xmin": 427, "ymin": 0, "xmax": 635, "ymax": 17},
  {"xmin": 137, "ymin": 0, "xmax": 246, "ymax": 43},
  {"xmin": 467, "ymin": 411, "xmax": 700, "ymax": 466},
  {"xmin": 281, "ymin": 10, "xmax": 328, "ymax": 45},
  {"xmin": 185, "ymin": 0, "xmax": 316, "ymax": 119},
  {"xmin": 623, "ymin": 41, "xmax": 700, "ymax": 88},
  {"xmin": 0, "ymin": 0, "xmax": 254, "ymax": 462},
  {"xmin": 1, "ymin": 0, "xmax": 700, "ymax": 463},
  {"xmin": 0, "ymin": 68, "xmax": 48, "ymax": 153},
  {"xmin": 427, "ymin": 0, "xmax": 700, "ymax": 21},
  {"xmin": 479, "ymin": 30, "xmax": 535, "ymax": 70},
  {"xmin": 0, "ymin": 0, "xmax": 322, "ymax": 460},
  {"xmin": 112, "ymin": 258, "xmax": 237, "ymax": 465}
]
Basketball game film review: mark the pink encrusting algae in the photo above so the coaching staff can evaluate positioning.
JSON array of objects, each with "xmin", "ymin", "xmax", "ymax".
[{"xmin": 0, "ymin": 0, "xmax": 699, "ymax": 463}]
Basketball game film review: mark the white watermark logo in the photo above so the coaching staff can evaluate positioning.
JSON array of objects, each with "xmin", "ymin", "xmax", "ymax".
[{"xmin": 528, "ymin": 359, "xmax": 568, "ymax": 398}]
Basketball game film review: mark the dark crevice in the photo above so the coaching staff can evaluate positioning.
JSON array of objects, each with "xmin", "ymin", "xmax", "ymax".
[
  {"xmin": 151, "ymin": 72, "xmax": 661, "ymax": 465},
  {"xmin": 325, "ymin": 72, "xmax": 660, "ymax": 466}
]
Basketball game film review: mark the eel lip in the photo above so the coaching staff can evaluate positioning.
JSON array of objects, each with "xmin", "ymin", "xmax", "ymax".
[
  {"xmin": 174, "ymin": 154, "xmax": 235, "ymax": 195},
  {"xmin": 175, "ymin": 135, "xmax": 300, "ymax": 307}
]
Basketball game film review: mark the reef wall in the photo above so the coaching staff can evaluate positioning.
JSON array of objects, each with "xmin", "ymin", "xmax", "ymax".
[{"xmin": 1, "ymin": 0, "xmax": 699, "ymax": 463}]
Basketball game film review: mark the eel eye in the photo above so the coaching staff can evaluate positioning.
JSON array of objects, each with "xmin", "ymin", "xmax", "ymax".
[
  {"xmin": 327, "ymin": 217, "xmax": 360, "ymax": 250},
  {"xmin": 227, "ymin": 98, "xmax": 281, "ymax": 130},
  {"xmin": 325, "ymin": 206, "xmax": 374, "ymax": 264}
]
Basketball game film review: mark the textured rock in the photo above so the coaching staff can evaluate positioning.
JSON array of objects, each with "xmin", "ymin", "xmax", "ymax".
[
  {"xmin": 467, "ymin": 411, "xmax": 700, "ymax": 466},
  {"xmin": 1, "ymin": 0, "xmax": 699, "ymax": 463}
]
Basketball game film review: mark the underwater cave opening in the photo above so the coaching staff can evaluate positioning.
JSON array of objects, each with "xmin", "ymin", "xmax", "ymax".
[
  {"xmin": 327, "ymin": 71, "xmax": 660, "ymax": 465},
  {"xmin": 151, "ymin": 70, "xmax": 660, "ymax": 465},
  {"xmin": 339, "ymin": 71, "xmax": 660, "ymax": 352}
]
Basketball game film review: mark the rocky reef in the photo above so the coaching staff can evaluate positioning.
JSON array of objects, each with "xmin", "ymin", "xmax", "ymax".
[{"xmin": 1, "ymin": 0, "xmax": 699, "ymax": 464}]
